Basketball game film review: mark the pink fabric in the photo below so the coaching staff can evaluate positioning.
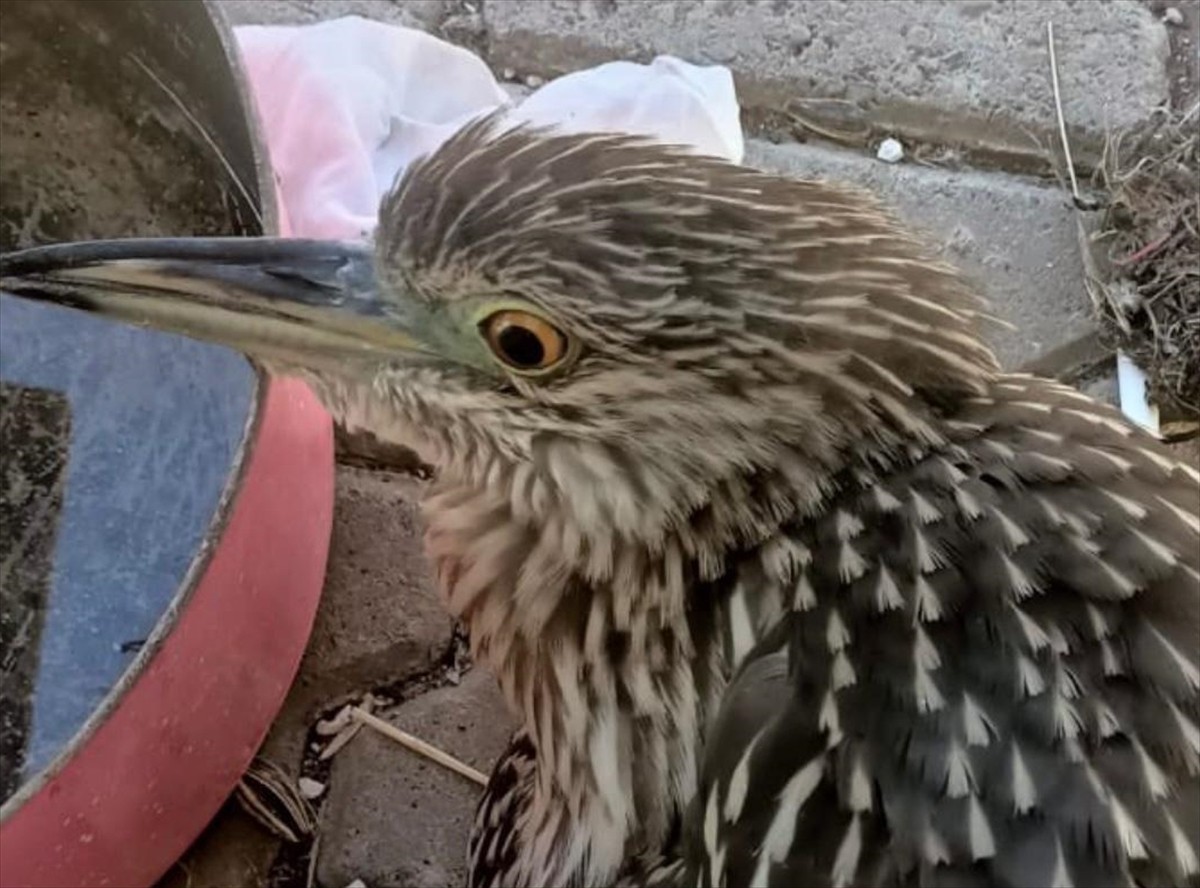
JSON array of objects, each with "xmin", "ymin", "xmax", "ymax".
[
  {"xmin": 233, "ymin": 16, "xmax": 743, "ymax": 242},
  {"xmin": 235, "ymin": 18, "xmax": 506, "ymax": 240}
]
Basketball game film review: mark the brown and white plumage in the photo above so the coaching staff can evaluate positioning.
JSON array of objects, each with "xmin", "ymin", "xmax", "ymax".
[{"xmin": 2, "ymin": 116, "xmax": 1197, "ymax": 888}]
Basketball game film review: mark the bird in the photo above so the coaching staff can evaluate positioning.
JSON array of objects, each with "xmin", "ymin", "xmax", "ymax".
[{"xmin": 2, "ymin": 114, "xmax": 1198, "ymax": 888}]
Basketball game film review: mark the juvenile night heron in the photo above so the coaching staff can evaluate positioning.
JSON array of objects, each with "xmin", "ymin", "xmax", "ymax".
[{"xmin": 2, "ymin": 117, "xmax": 1198, "ymax": 888}]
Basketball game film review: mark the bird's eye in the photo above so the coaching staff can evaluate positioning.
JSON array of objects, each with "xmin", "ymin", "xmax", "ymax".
[{"xmin": 480, "ymin": 310, "xmax": 568, "ymax": 373}]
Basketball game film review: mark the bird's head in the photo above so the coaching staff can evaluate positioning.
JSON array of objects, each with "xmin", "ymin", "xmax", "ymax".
[{"xmin": 0, "ymin": 116, "xmax": 1000, "ymax": 553}]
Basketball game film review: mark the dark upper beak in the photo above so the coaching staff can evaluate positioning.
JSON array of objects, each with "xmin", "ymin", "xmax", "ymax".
[{"xmin": 0, "ymin": 237, "xmax": 419, "ymax": 366}]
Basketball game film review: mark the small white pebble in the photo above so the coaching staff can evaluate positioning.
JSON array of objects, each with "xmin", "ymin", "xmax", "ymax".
[
  {"xmin": 298, "ymin": 777, "xmax": 326, "ymax": 800},
  {"xmin": 344, "ymin": 880, "xmax": 368, "ymax": 888},
  {"xmin": 501, "ymin": 67, "xmax": 515, "ymax": 80},
  {"xmin": 1163, "ymin": 7, "xmax": 1183, "ymax": 25},
  {"xmin": 876, "ymin": 137, "xmax": 904, "ymax": 164},
  {"xmin": 524, "ymin": 74, "xmax": 545, "ymax": 88}
]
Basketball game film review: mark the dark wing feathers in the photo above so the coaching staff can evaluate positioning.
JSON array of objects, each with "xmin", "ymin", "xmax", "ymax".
[
  {"xmin": 469, "ymin": 729, "xmax": 537, "ymax": 886},
  {"xmin": 679, "ymin": 375, "xmax": 1200, "ymax": 888}
]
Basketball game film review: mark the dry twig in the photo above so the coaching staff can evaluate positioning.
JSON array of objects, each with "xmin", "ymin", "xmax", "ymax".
[
  {"xmin": 318, "ymin": 695, "xmax": 376, "ymax": 761},
  {"xmin": 350, "ymin": 706, "xmax": 489, "ymax": 787},
  {"xmin": 235, "ymin": 758, "xmax": 317, "ymax": 843}
]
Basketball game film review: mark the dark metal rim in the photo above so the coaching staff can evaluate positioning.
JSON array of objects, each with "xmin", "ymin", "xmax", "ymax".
[{"xmin": 0, "ymin": 0, "xmax": 278, "ymax": 823}]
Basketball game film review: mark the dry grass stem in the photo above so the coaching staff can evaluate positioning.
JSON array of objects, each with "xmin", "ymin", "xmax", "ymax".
[
  {"xmin": 1045, "ymin": 20, "xmax": 1198, "ymax": 421},
  {"xmin": 235, "ymin": 758, "xmax": 317, "ymax": 843},
  {"xmin": 1089, "ymin": 103, "xmax": 1199, "ymax": 420},
  {"xmin": 1046, "ymin": 22, "xmax": 1081, "ymax": 201}
]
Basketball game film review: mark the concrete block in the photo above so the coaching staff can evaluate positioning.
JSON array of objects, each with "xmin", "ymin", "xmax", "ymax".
[
  {"xmin": 302, "ymin": 467, "xmax": 450, "ymax": 700},
  {"xmin": 218, "ymin": 0, "xmax": 449, "ymax": 29},
  {"xmin": 157, "ymin": 806, "xmax": 279, "ymax": 888},
  {"xmin": 262, "ymin": 465, "xmax": 452, "ymax": 769},
  {"xmin": 216, "ymin": 0, "xmax": 490, "ymax": 54},
  {"xmin": 484, "ymin": 0, "xmax": 1169, "ymax": 169},
  {"xmin": 745, "ymin": 138, "xmax": 1096, "ymax": 369},
  {"xmin": 316, "ymin": 669, "xmax": 515, "ymax": 888}
]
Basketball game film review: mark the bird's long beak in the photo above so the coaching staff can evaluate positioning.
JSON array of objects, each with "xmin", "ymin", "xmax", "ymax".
[{"xmin": 0, "ymin": 238, "xmax": 418, "ymax": 367}]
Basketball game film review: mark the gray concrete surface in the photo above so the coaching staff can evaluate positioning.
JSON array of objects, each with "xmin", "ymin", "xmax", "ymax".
[
  {"xmin": 220, "ymin": 0, "xmax": 449, "ymax": 30},
  {"xmin": 218, "ymin": 0, "xmax": 490, "ymax": 54},
  {"xmin": 288, "ymin": 468, "xmax": 450, "ymax": 712},
  {"xmin": 220, "ymin": 0, "xmax": 1172, "ymax": 170},
  {"xmin": 158, "ymin": 803, "xmax": 280, "ymax": 888},
  {"xmin": 256, "ymin": 466, "xmax": 453, "ymax": 774},
  {"xmin": 317, "ymin": 669, "xmax": 513, "ymax": 888},
  {"xmin": 484, "ymin": 0, "xmax": 1169, "ymax": 170},
  {"xmin": 745, "ymin": 139, "xmax": 1096, "ymax": 369}
]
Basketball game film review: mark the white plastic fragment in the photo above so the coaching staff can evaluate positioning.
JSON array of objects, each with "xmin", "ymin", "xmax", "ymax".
[
  {"xmin": 876, "ymin": 137, "xmax": 904, "ymax": 163},
  {"xmin": 1116, "ymin": 351, "xmax": 1160, "ymax": 436},
  {"xmin": 298, "ymin": 777, "xmax": 326, "ymax": 799},
  {"xmin": 233, "ymin": 20, "xmax": 746, "ymax": 240},
  {"xmin": 507, "ymin": 55, "xmax": 744, "ymax": 163},
  {"xmin": 315, "ymin": 705, "xmax": 353, "ymax": 737}
]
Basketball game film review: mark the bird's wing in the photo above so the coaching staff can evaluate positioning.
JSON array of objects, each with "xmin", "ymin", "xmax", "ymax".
[
  {"xmin": 469, "ymin": 729, "xmax": 537, "ymax": 885},
  {"xmin": 676, "ymin": 376, "xmax": 1200, "ymax": 888}
]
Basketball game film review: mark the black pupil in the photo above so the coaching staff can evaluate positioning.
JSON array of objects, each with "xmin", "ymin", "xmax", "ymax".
[{"xmin": 497, "ymin": 324, "xmax": 546, "ymax": 368}]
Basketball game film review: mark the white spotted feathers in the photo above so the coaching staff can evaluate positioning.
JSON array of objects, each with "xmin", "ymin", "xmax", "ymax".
[{"xmin": 676, "ymin": 376, "xmax": 1199, "ymax": 887}]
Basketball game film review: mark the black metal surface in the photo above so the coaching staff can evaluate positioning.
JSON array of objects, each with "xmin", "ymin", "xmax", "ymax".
[
  {"xmin": 0, "ymin": 0, "xmax": 273, "ymax": 807},
  {"xmin": 0, "ymin": 383, "xmax": 71, "ymax": 803},
  {"xmin": 0, "ymin": 0, "xmax": 268, "ymax": 249}
]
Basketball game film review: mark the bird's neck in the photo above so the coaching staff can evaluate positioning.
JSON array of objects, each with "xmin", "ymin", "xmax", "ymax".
[{"xmin": 420, "ymin": 462, "xmax": 806, "ymax": 885}]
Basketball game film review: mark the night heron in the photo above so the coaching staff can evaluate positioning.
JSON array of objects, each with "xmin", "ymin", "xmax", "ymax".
[{"xmin": 2, "ymin": 117, "xmax": 1198, "ymax": 888}]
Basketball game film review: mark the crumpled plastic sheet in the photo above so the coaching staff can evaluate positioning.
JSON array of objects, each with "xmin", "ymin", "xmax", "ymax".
[{"xmin": 234, "ymin": 15, "xmax": 744, "ymax": 241}]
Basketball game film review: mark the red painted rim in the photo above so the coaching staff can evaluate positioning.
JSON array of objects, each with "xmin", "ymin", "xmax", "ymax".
[{"xmin": 0, "ymin": 376, "xmax": 333, "ymax": 888}]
